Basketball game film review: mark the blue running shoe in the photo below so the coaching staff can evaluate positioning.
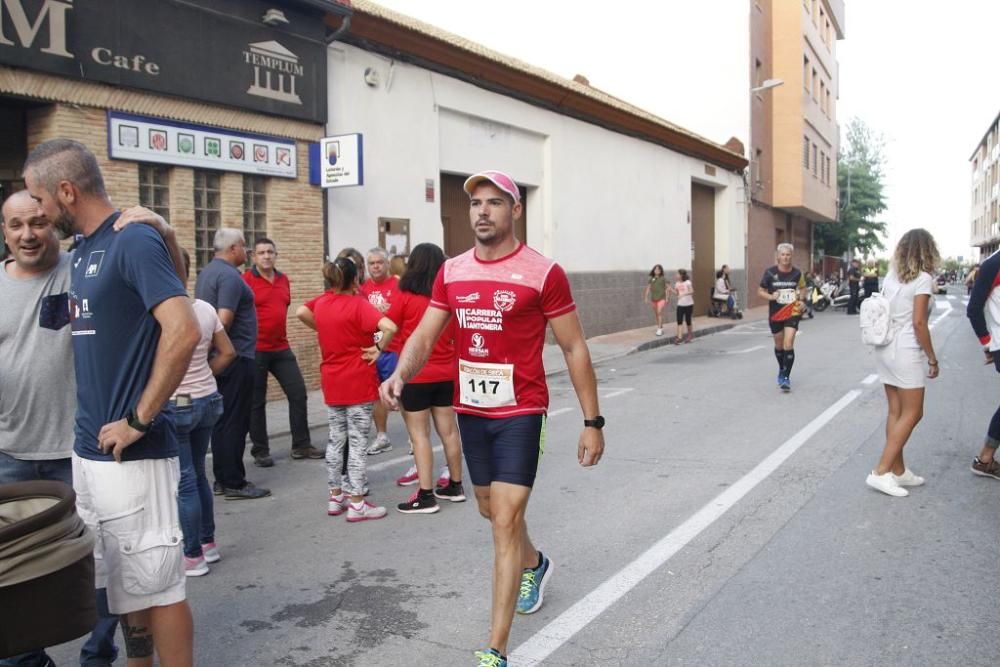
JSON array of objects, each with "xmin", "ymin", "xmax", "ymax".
[
  {"xmin": 777, "ymin": 372, "xmax": 783, "ymax": 386},
  {"xmin": 516, "ymin": 552, "xmax": 553, "ymax": 614},
  {"xmin": 475, "ymin": 648, "xmax": 507, "ymax": 666},
  {"xmin": 780, "ymin": 375, "xmax": 791, "ymax": 392}
]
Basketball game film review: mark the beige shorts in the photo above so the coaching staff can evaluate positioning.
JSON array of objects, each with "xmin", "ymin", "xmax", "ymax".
[{"xmin": 72, "ymin": 454, "xmax": 186, "ymax": 615}]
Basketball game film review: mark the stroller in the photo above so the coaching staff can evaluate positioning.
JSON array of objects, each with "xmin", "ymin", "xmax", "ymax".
[{"xmin": 708, "ymin": 286, "xmax": 743, "ymax": 319}]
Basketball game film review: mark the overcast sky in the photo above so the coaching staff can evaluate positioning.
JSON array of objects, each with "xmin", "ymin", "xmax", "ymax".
[{"xmin": 373, "ymin": 1, "xmax": 999, "ymax": 259}]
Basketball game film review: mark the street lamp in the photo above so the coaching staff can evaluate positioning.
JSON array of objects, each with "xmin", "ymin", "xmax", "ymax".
[{"xmin": 750, "ymin": 78, "xmax": 784, "ymax": 93}]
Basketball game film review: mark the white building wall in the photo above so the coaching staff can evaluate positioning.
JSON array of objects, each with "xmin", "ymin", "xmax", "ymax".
[{"xmin": 326, "ymin": 42, "xmax": 745, "ymax": 276}]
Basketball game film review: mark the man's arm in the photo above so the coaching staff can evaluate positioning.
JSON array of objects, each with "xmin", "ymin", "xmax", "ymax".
[
  {"xmin": 379, "ymin": 307, "xmax": 450, "ymax": 410},
  {"xmin": 549, "ymin": 311, "xmax": 604, "ymax": 467},
  {"xmin": 98, "ymin": 296, "xmax": 199, "ymax": 461},
  {"xmin": 115, "ymin": 206, "xmax": 186, "ymax": 283}
]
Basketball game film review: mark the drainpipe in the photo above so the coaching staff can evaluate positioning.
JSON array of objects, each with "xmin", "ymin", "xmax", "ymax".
[{"xmin": 321, "ymin": 14, "xmax": 351, "ymax": 260}]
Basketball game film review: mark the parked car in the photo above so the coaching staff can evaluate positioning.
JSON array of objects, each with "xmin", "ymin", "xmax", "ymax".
[{"xmin": 935, "ymin": 274, "xmax": 948, "ymax": 295}]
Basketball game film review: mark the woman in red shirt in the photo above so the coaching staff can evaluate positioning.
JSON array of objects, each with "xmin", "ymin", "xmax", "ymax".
[
  {"xmin": 386, "ymin": 243, "xmax": 465, "ymax": 514},
  {"xmin": 297, "ymin": 257, "xmax": 397, "ymax": 522}
]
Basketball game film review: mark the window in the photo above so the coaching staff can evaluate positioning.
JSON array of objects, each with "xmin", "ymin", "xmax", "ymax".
[
  {"xmin": 812, "ymin": 68, "xmax": 818, "ymax": 99},
  {"xmin": 826, "ymin": 156, "xmax": 832, "ymax": 186},
  {"xmin": 242, "ymin": 175, "xmax": 267, "ymax": 255},
  {"xmin": 803, "ymin": 56, "xmax": 810, "ymax": 91},
  {"xmin": 826, "ymin": 89, "xmax": 832, "ymax": 117},
  {"xmin": 138, "ymin": 164, "xmax": 170, "ymax": 222},
  {"xmin": 820, "ymin": 151, "xmax": 826, "ymax": 183},
  {"xmin": 803, "ymin": 136, "xmax": 810, "ymax": 169},
  {"xmin": 755, "ymin": 58, "xmax": 763, "ymax": 88},
  {"xmin": 813, "ymin": 145, "xmax": 818, "ymax": 176},
  {"xmin": 193, "ymin": 170, "xmax": 221, "ymax": 271},
  {"xmin": 820, "ymin": 80, "xmax": 826, "ymax": 113}
]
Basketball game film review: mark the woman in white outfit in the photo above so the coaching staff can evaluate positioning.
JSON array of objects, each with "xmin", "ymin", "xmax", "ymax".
[{"xmin": 866, "ymin": 229, "xmax": 940, "ymax": 497}]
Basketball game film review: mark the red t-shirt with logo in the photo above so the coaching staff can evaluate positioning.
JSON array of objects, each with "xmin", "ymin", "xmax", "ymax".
[
  {"xmin": 429, "ymin": 243, "xmax": 575, "ymax": 418},
  {"xmin": 360, "ymin": 275, "xmax": 402, "ymax": 353},
  {"xmin": 304, "ymin": 291, "xmax": 383, "ymax": 405},
  {"xmin": 242, "ymin": 267, "xmax": 290, "ymax": 352},
  {"xmin": 386, "ymin": 291, "xmax": 456, "ymax": 384}
]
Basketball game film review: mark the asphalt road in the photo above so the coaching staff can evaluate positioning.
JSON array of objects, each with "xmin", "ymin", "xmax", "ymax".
[{"xmin": 48, "ymin": 287, "xmax": 1000, "ymax": 666}]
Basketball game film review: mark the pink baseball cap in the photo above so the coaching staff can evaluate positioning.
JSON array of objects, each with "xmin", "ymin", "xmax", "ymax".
[{"xmin": 463, "ymin": 170, "xmax": 521, "ymax": 203}]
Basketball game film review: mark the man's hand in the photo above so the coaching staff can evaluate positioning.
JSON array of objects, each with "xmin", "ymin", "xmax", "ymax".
[
  {"xmin": 361, "ymin": 345, "xmax": 381, "ymax": 365},
  {"xmin": 578, "ymin": 428, "xmax": 605, "ymax": 467},
  {"xmin": 114, "ymin": 206, "xmax": 169, "ymax": 234},
  {"xmin": 98, "ymin": 419, "xmax": 145, "ymax": 463},
  {"xmin": 379, "ymin": 375, "xmax": 405, "ymax": 411}
]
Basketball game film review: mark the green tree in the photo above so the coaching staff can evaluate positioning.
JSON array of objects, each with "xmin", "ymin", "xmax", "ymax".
[{"xmin": 815, "ymin": 118, "xmax": 888, "ymax": 257}]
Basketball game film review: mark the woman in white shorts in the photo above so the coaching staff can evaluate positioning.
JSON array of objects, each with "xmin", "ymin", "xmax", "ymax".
[{"xmin": 866, "ymin": 228, "xmax": 940, "ymax": 497}]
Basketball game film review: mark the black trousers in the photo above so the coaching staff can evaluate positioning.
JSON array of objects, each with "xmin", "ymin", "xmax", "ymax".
[
  {"xmin": 847, "ymin": 284, "xmax": 860, "ymax": 314},
  {"xmin": 212, "ymin": 356, "xmax": 255, "ymax": 489},
  {"xmin": 249, "ymin": 348, "xmax": 311, "ymax": 455}
]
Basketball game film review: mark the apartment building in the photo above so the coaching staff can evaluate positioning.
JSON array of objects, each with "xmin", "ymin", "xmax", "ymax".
[
  {"xmin": 970, "ymin": 117, "xmax": 1000, "ymax": 256},
  {"xmin": 748, "ymin": 0, "xmax": 845, "ymax": 304}
]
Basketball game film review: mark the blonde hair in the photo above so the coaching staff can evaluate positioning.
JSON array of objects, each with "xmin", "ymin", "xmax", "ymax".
[{"xmin": 893, "ymin": 228, "xmax": 939, "ymax": 283}]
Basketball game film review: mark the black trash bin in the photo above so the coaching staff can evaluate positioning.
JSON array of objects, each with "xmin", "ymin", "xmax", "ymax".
[{"xmin": 0, "ymin": 480, "xmax": 97, "ymax": 659}]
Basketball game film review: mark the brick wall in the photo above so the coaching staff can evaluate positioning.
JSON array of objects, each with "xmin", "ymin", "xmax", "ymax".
[{"xmin": 27, "ymin": 103, "xmax": 326, "ymax": 394}]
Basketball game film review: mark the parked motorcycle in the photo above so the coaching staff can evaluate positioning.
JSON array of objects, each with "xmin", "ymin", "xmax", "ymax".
[
  {"xmin": 820, "ymin": 278, "xmax": 852, "ymax": 310},
  {"xmin": 808, "ymin": 282, "xmax": 831, "ymax": 312}
]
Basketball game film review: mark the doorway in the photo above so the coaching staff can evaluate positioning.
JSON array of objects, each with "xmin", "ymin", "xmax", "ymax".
[
  {"xmin": 690, "ymin": 183, "xmax": 716, "ymax": 316},
  {"xmin": 440, "ymin": 173, "xmax": 527, "ymax": 257},
  {"xmin": 0, "ymin": 99, "xmax": 30, "ymax": 258}
]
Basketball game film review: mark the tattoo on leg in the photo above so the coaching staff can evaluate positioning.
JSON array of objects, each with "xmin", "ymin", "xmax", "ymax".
[{"xmin": 121, "ymin": 614, "xmax": 155, "ymax": 658}]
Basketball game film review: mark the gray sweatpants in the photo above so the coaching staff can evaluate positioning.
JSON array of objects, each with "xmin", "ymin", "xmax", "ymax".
[{"xmin": 326, "ymin": 402, "xmax": 373, "ymax": 497}]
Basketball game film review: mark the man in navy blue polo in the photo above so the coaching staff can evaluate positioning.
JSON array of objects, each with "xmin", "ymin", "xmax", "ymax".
[{"xmin": 24, "ymin": 138, "xmax": 200, "ymax": 666}]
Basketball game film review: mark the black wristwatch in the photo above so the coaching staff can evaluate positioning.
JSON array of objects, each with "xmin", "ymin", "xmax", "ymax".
[
  {"xmin": 583, "ymin": 415, "xmax": 605, "ymax": 429},
  {"xmin": 126, "ymin": 408, "xmax": 152, "ymax": 433}
]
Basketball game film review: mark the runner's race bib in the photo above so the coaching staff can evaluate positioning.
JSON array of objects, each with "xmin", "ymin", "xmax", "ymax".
[
  {"xmin": 458, "ymin": 359, "xmax": 516, "ymax": 408},
  {"xmin": 776, "ymin": 289, "xmax": 797, "ymax": 304}
]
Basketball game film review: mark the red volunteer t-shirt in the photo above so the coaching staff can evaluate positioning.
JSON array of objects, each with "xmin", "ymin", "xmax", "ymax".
[
  {"xmin": 304, "ymin": 291, "xmax": 383, "ymax": 405},
  {"xmin": 385, "ymin": 291, "xmax": 456, "ymax": 384},
  {"xmin": 359, "ymin": 275, "xmax": 402, "ymax": 353},
  {"xmin": 242, "ymin": 267, "xmax": 290, "ymax": 352},
  {"xmin": 430, "ymin": 243, "xmax": 575, "ymax": 418}
]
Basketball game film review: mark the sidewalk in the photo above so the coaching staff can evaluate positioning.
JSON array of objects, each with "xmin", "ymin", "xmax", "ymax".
[{"xmin": 262, "ymin": 304, "xmax": 771, "ymax": 440}]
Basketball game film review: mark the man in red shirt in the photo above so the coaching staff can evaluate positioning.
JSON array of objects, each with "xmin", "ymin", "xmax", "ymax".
[
  {"xmin": 381, "ymin": 171, "xmax": 605, "ymax": 667},
  {"xmin": 243, "ymin": 238, "xmax": 322, "ymax": 466},
  {"xmin": 360, "ymin": 247, "xmax": 401, "ymax": 455}
]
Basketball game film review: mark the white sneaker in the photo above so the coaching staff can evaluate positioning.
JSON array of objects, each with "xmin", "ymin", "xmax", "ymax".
[
  {"xmin": 366, "ymin": 434, "xmax": 393, "ymax": 455},
  {"xmin": 436, "ymin": 466, "xmax": 451, "ymax": 488},
  {"xmin": 866, "ymin": 471, "xmax": 909, "ymax": 497},
  {"xmin": 346, "ymin": 500, "xmax": 388, "ymax": 522},
  {"xmin": 328, "ymin": 492, "xmax": 349, "ymax": 516},
  {"xmin": 655, "ymin": 328, "xmax": 663, "ymax": 336},
  {"xmin": 184, "ymin": 555, "xmax": 209, "ymax": 577},
  {"xmin": 892, "ymin": 468, "xmax": 925, "ymax": 487},
  {"xmin": 200, "ymin": 541, "xmax": 221, "ymax": 563}
]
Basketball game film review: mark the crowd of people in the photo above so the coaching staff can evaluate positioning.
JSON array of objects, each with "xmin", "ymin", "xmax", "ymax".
[
  {"xmin": 2, "ymin": 139, "xmax": 999, "ymax": 667},
  {"xmin": 0, "ymin": 149, "xmax": 604, "ymax": 667}
]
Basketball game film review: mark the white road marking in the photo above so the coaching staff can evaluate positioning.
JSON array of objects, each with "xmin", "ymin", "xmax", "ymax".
[
  {"xmin": 511, "ymin": 388, "xmax": 864, "ymax": 666},
  {"xmin": 861, "ymin": 374, "xmax": 879, "ymax": 385},
  {"xmin": 547, "ymin": 407, "xmax": 573, "ymax": 418},
  {"xmin": 930, "ymin": 299, "xmax": 953, "ymax": 330},
  {"xmin": 729, "ymin": 345, "xmax": 766, "ymax": 354},
  {"xmin": 603, "ymin": 388, "xmax": 635, "ymax": 399},
  {"xmin": 947, "ymin": 295, "xmax": 956, "ymax": 301},
  {"xmin": 367, "ymin": 446, "xmax": 441, "ymax": 472}
]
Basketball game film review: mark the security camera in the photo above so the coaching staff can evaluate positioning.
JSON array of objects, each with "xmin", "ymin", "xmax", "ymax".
[{"xmin": 262, "ymin": 9, "xmax": 290, "ymax": 26}]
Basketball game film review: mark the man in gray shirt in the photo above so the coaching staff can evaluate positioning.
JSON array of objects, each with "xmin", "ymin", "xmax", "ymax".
[{"xmin": 195, "ymin": 228, "xmax": 270, "ymax": 499}]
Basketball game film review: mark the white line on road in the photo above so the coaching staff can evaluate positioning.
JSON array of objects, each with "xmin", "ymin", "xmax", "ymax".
[
  {"xmin": 729, "ymin": 345, "xmax": 766, "ymax": 354},
  {"xmin": 367, "ymin": 446, "xmax": 441, "ymax": 472},
  {"xmin": 602, "ymin": 388, "xmax": 635, "ymax": 399},
  {"xmin": 947, "ymin": 295, "xmax": 956, "ymax": 301},
  {"xmin": 930, "ymin": 299, "xmax": 953, "ymax": 330},
  {"xmin": 861, "ymin": 374, "xmax": 879, "ymax": 385},
  {"xmin": 511, "ymin": 388, "xmax": 864, "ymax": 666},
  {"xmin": 547, "ymin": 407, "xmax": 573, "ymax": 418}
]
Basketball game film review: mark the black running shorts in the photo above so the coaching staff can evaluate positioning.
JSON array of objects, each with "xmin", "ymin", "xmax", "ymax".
[
  {"xmin": 400, "ymin": 381, "xmax": 454, "ymax": 412},
  {"xmin": 457, "ymin": 414, "xmax": 546, "ymax": 488},
  {"xmin": 769, "ymin": 317, "xmax": 801, "ymax": 335}
]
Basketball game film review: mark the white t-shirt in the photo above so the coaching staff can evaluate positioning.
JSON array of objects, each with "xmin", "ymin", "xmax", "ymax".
[
  {"xmin": 676, "ymin": 280, "xmax": 694, "ymax": 307},
  {"xmin": 714, "ymin": 277, "xmax": 729, "ymax": 298},
  {"xmin": 175, "ymin": 299, "xmax": 224, "ymax": 398},
  {"xmin": 882, "ymin": 270, "xmax": 933, "ymax": 349}
]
